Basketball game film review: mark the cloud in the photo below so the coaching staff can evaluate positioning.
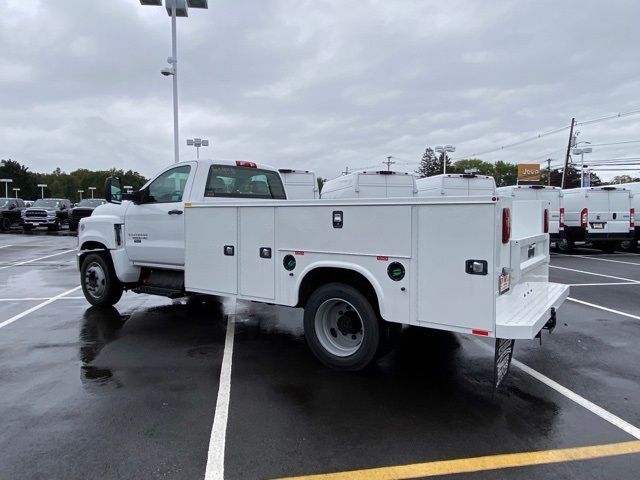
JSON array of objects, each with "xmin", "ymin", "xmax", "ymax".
[{"xmin": 0, "ymin": 0, "xmax": 639, "ymax": 183}]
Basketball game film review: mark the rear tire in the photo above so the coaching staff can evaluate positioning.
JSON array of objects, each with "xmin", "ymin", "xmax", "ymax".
[
  {"xmin": 556, "ymin": 233, "xmax": 574, "ymax": 253},
  {"xmin": 81, "ymin": 252, "xmax": 123, "ymax": 307},
  {"xmin": 619, "ymin": 240, "xmax": 637, "ymax": 252},
  {"xmin": 69, "ymin": 223, "xmax": 78, "ymax": 232},
  {"xmin": 0, "ymin": 217, "xmax": 10, "ymax": 232},
  {"xmin": 304, "ymin": 283, "xmax": 381, "ymax": 371}
]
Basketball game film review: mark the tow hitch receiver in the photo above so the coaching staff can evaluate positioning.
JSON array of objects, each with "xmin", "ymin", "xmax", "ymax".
[
  {"xmin": 494, "ymin": 338, "xmax": 515, "ymax": 390},
  {"xmin": 535, "ymin": 307, "xmax": 557, "ymax": 344}
]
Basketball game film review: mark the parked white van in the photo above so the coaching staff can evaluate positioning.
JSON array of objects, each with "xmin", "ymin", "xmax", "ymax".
[
  {"xmin": 278, "ymin": 169, "xmax": 319, "ymax": 200},
  {"xmin": 560, "ymin": 186, "xmax": 633, "ymax": 252},
  {"xmin": 497, "ymin": 185, "xmax": 563, "ymax": 241},
  {"xmin": 416, "ymin": 173, "xmax": 496, "ymax": 197},
  {"xmin": 320, "ymin": 171, "xmax": 417, "ymax": 199}
]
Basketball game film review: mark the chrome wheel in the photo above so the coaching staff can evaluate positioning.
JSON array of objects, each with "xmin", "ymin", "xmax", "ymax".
[
  {"xmin": 314, "ymin": 298, "xmax": 364, "ymax": 357},
  {"xmin": 84, "ymin": 261, "xmax": 106, "ymax": 300}
]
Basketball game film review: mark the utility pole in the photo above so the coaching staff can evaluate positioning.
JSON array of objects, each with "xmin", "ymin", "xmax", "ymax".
[
  {"xmin": 547, "ymin": 158, "xmax": 552, "ymax": 186},
  {"xmin": 561, "ymin": 118, "xmax": 576, "ymax": 189},
  {"xmin": 383, "ymin": 156, "xmax": 395, "ymax": 171}
]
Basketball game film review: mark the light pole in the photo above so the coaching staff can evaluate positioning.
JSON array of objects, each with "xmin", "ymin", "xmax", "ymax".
[
  {"xmin": 139, "ymin": 1, "xmax": 209, "ymax": 163},
  {"xmin": 89, "ymin": 187, "xmax": 96, "ymax": 199},
  {"xmin": 572, "ymin": 143, "xmax": 592, "ymax": 188},
  {"xmin": 0, "ymin": 178, "xmax": 13, "ymax": 198},
  {"xmin": 434, "ymin": 145, "xmax": 455, "ymax": 174},
  {"xmin": 78, "ymin": 190, "xmax": 84, "ymax": 201},
  {"xmin": 186, "ymin": 138, "xmax": 209, "ymax": 159},
  {"xmin": 37, "ymin": 184, "xmax": 47, "ymax": 199},
  {"xmin": 13, "ymin": 188, "xmax": 20, "ymax": 199}
]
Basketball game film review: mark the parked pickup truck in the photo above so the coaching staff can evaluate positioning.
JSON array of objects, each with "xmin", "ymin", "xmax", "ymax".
[
  {"xmin": 0, "ymin": 198, "xmax": 26, "ymax": 231},
  {"xmin": 22, "ymin": 198, "xmax": 72, "ymax": 231},
  {"xmin": 68, "ymin": 199, "xmax": 107, "ymax": 232},
  {"xmin": 78, "ymin": 159, "xmax": 568, "ymax": 384}
]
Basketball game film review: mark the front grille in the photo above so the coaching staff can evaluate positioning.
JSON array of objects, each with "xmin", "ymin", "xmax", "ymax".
[
  {"xmin": 72, "ymin": 209, "xmax": 93, "ymax": 219},
  {"xmin": 26, "ymin": 210, "xmax": 48, "ymax": 218}
]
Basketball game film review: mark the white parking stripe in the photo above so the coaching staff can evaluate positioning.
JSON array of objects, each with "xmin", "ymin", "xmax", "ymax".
[
  {"xmin": 0, "ymin": 245, "xmax": 13, "ymax": 249},
  {"xmin": 0, "ymin": 286, "xmax": 82, "ymax": 330},
  {"xmin": 512, "ymin": 358, "xmax": 640, "ymax": 439},
  {"xmin": 568, "ymin": 282, "xmax": 639, "ymax": 287},
  {"xmin": 0, "ymin": 249, "xmax": 76, "ymax": 270},
  {"xmin": 474, "ymin": 340, "xmax": 640, "ymax": 440},
  {"xmin": 204, "ymin": 315, "xmax": 236, "ymax": 480},
  {"xmin": 555, "ymin": 253, "xmax": 640, "ymax": 266},
  {"xmin": 567, "ymin": 297, "xmax": 640, "ymax": 321},
  {"xmin": 0, "ymin": 296, "xmax": 85, "ymax": 302},
  {"xmin": 550, "ymin": 265, "xmax": 640, "ymax": 283}
]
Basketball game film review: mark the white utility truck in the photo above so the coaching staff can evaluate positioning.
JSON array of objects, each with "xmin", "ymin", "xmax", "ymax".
[
  {"xmin": 560, "ymin": 186, "xmax": 633, "ymax": 253},
  {"xmin": 278, "ymin": 169, "xmax": 319, "ymax": 200},
  {"xmin": 416, "ymin": 173, "xmax": 496, "ymax": 197},
  {"xmin": 497, "ymin": 185, "xmax": 563, "ymax": 242},
  {"xmin": 321, "ymin": 171, "xmax": 417, "ymax": 199},
  {"xmin": 78, "ymin": 159, "xmax": 568, "ymax": 386}
]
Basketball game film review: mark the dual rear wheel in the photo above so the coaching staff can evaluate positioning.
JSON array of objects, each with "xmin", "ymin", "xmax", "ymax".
[{"xmin": 304, "ymin": 283, "xmax": 400, "ymax": 371}]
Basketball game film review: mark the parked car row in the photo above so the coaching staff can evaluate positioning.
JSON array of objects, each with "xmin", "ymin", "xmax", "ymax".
[{"xmin": 0, "ymin": 197, "xmax": 105, "ymax": 232}]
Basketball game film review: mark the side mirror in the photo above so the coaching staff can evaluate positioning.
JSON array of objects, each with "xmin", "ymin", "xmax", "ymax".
[{"xmin": 104, "ymin": 176, "xmax": 123, "ymax": 204}]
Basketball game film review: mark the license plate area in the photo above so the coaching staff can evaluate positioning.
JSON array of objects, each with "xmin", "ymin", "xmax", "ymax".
[
  {"xmin": 591, "ymin": 222, "xmax": 605, "ymax": 229},
  {"xmin": 499, "ymin": 273, "xmax": 511, "ymax": 295}
]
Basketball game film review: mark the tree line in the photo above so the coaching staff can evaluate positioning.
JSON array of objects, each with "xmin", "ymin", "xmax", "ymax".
[
  {"xmin": 415, "ymin": 147, "xmax": 605, "ymax": 188},
  {"xmin": 0, "ymin": 159, "xmax": 148, "ymax": 201}
]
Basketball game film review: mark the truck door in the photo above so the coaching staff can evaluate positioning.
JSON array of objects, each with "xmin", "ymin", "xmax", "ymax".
[
  {"xmin": 238, "ymin": 207, "xmax": 275, "ymax": 300},
  {"xmin": 125, "ymin": 163, "xmax": 196, "ymax": 267},
  {"xmin": 606, "ymin": 189, "xmax": 631, "ymax": 234}
]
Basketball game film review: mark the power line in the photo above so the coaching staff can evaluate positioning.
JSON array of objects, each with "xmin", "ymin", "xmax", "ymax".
[{"xmin": 456, "ymin": 107, "xmax": 640, "ymax": 158}]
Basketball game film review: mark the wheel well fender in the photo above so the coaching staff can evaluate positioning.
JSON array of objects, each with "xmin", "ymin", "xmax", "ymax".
[{"xmin": 296, "ymin": 262, "xmax": 385, "ymax": 318}]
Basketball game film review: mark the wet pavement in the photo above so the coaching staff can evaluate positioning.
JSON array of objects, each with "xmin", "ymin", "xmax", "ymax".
[{"xmin": 1, "ymin": 234, "xmax": 639, "ymax": 479}]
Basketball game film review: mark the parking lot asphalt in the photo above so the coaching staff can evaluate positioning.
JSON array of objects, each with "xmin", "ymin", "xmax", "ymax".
[{"xmin": 1, "ymin": 233, "xmax": 639, "ymax": 479}]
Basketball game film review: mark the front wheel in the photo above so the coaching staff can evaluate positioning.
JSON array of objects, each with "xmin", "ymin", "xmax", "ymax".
[
  {"xmin": 81, "ymin": 253, "xmax": 123, "ymax": 307},
  {"xmin": 304, "ymin": 283, "xmax": 381, "ymax": 371},
  {"xmin": 0, "ymin": 217, "xmax": 10, "ymax": 232}
]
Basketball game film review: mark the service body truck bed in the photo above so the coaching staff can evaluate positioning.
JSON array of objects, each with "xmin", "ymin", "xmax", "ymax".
[
  {"xmin": 497, "ymin": 185, "xmax": 563, "ymax": 240},
  {"xmin": 560, "ymin": 186, "xmax": 633, "ymax": 252}
]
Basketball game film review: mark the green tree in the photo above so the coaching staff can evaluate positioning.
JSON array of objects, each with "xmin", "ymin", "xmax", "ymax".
[
  {"xmin": 0, "ymin": 159, "xmax": 38, "ymax": 199},
  {"xmin": 493, "ymin": 161, "xmax": 518, "ymax": 187},
  {"xmin": 610, "ymin": 175, "xmax": 636, "ymax": 185},
  {"xmin": 416, "ymin": 147, "xmax": 449, "ymax": 177},
  {"xmin": 449, "ymin": 158, "xmax": 494, "ymax": 175},
  {"xmin": 317, "ymin": 176, "xmax": 325, "ymax": 193}
]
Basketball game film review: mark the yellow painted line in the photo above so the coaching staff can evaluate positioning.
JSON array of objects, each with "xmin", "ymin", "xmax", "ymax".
[{"xmin": 275, "ymin": 440, "xmax": 640, "ymax": 480}]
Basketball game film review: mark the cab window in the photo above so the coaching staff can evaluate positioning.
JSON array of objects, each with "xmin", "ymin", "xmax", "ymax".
[
  {"xmin": 204, "ymin": 165, "xmax": 286, "ymax": 199},
  {"xmin": 147, "ymin": 165, "xmax": 191, "ymax": 203}
]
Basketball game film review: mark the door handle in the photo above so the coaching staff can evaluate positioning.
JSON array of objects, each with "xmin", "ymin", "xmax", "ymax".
[{"xmin": 168, "ymin": 209, "xmax": 183, "ymax": 215}]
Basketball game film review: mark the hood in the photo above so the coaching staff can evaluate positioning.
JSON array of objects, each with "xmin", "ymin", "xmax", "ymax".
[{"xmin": 26, "ymin": 206, "xmax": 57, "ymax": 212}]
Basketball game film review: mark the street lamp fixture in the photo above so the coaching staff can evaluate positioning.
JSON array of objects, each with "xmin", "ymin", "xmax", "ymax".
[
  {"xmin": 0, "ymin": 178, "xmax": 13, "ymax": 198},
  {"xmin": 13, "ymin": 188, "xmax": 20, "ymax": 199},
  {"xmin": 89, "ymin": 187, "xmax": 96, "ymax": 199},
  {"xmin": 37, "ymin": 184, "xmax": 48, "ymax": 199},
  {"xmin": 434, "ymin": 145, "xmax": 456, "ymax": 174},
  {"xmin": 186, "ymin": 138, "xmax": 209, "ymax": 159},
  {"xmin": 572, "ymin": 145, "xmax": 593, "ymax": 188},
  {"xmin": 138, "ymin": 1, "xmax": 209, "ymax": 163}
]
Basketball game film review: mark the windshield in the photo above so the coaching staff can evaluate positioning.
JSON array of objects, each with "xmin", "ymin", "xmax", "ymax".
[
  {"xmin": 33, "ymin": 199, "xmax": 60, "ymax": 208},
  {"xmin": 0, "ymin": 199, "xmax": 10, "ymax": 208},
  {"xmin": 77, "ymin": 199, "xmax": 105, "ymax": 208}
]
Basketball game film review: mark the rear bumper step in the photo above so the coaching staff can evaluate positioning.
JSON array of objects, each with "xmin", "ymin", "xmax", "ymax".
[{"xmin": 496, "ymin": 282, "xmax": 569, "ymax": 339}]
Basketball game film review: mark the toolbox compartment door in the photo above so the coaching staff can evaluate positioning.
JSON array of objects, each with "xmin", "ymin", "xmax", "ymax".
[{"xmin": 239, "ymin": 207, "xmax": 276, "ymax": 300}]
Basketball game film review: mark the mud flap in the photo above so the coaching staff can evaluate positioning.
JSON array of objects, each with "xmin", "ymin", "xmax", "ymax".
[{"xmin": 494, "ymin": 338, "xmax": 515, "ymax": 390}]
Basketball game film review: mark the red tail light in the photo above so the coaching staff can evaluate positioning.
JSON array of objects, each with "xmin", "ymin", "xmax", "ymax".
[
  {"xmin": 559, "ymin": 207, "xmax": 565, "ymax": 228},
  {"xmin": 580, "ymin": 208, "xmax": 588, "ymax": 228},
  {"xmin": 502, "ymin": 208, "xmax": 511, "ymax": 244},
  {"xmin": 236, "ymin": 160, "xmax": 257, "ymax": 168},
  {"xmin": 543, "ymin": 208, "xmax": 549, "ymax": 234},
  {"xmin": 631, "ymin": 208, "xmax": 635, "ymax": 230}
]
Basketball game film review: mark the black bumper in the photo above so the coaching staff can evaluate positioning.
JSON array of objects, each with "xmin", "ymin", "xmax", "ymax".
[{"xmin": 585, "ymin": 232, "xmax": 633, "ymax": 242}]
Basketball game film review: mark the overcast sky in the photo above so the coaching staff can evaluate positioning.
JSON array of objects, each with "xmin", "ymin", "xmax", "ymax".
[{"xmin": 1, "ymin": 0, "xmax": 639, "ymax": 181}]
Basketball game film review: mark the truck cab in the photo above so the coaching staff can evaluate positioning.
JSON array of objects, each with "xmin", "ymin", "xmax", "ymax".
[
  {"xmin": 0, "ymin": 198, "xmax": 26, "ymax": 231},
  {"xmin": 78, "ymin": 160, "xmax": 286, "ymax": 302}
]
